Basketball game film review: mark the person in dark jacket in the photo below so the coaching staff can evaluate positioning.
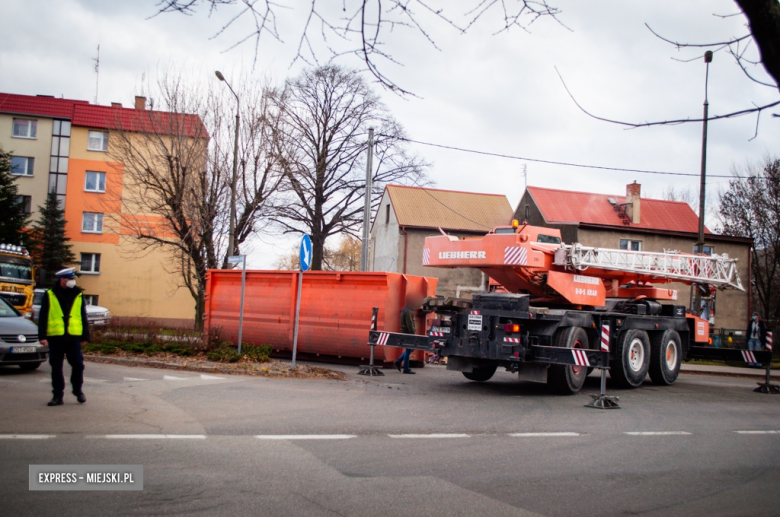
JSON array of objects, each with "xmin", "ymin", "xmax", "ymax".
[
  {"xmin": 394, "ymin": 296, "xmax": 420, "ymax": 374},
  {"xmin": 746, "ymin": 312, "xmax": 767, "ymax": 367},
  {"xmin": 38, "ymin": 268, "xmax": 90, "ymax": 406}
]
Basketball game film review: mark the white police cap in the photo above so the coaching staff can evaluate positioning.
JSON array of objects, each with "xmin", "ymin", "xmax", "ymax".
[{"xmin": 55, "ymin": 267, "xmax": 76, "ymax": 278}]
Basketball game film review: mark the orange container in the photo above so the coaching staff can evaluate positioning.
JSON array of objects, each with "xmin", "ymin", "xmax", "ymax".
[{"xmin": 203, "ymin": 270, "xmax": 438, "ymax": 364}]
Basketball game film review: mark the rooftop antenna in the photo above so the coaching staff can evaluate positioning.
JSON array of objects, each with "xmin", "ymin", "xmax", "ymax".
[
  {"xmin": 93, "ymin": 43, "xmax": 100, "ymax": 104},
  {"xmin": 521, "ymin": 163, "xmax": 528, "ymax": 195}
]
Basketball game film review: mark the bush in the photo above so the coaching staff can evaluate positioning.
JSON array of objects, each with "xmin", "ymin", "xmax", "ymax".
[
  {"xmin": 243, "ymin": 343, "xmax": 272, "ymax": 363},
  {"xmin": 207, "ymin": 343, "xmax": 242, "ymax": 363}
]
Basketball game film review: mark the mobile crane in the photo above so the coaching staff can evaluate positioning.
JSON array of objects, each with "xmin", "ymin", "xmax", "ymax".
[{"xmin": 368, "ymin": 222, "xmax": 767, "ymax": 393}]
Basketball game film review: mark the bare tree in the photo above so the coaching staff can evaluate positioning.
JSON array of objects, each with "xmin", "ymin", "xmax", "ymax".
[
  {"xmin": 270, "ymin": 65, "xmax": 426, "ymax": 270},
  {"xmin": 105, "ymin": 73, "xmax": 282, "ymax": 324},
  {"xmin": 719, "ymin": 157, "xmax": 780, "ymax": 322},
  {"xmin": 274, "ymin": 234, "xmax": 362, "ymax": 271}
]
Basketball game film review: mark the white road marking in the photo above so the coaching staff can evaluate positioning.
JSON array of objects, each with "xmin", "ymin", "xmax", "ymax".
[
  {"xmin": 388, "ymin": 433, "xmax": 470, "ymax": 439},
  {"xmin": 624, "ymin": 432, "xmax": 692, "ymax": 436},
  {"xmin": 255, "ymin": 435, "xmax": 357, "ymax": 440},
  {"xmin": 163, "ymin": 375, "xmax": 189, "ymax": 380},
  {"xmin": 95, "ymin": 434, "xmax": 207, "ymax": 439},
  {"xmin": 84, "ymin": 377, "xmax": 109, "ymax": 383},
  {"xmin": 734, "ymin": 430, "xmax": 780, "ymax": 435},
  {"xmin": 123, "ymin": 377, "xmax": 148, "ymax": 381},
  {"xmin": 508, "ymin": 432, "xmax": 581, "ymax": 437},
  {"xmin": 200, "ymin": 374, "xmax": 224, "ymax": 380},
  {"xmin": 0, "ymin": 434, "xmax": 55, "ymax": 439}
]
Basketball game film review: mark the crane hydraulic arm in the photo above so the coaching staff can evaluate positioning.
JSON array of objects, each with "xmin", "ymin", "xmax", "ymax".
[{"xmin": 422, "ymin": 225, "xmax": 742, "ymax": 307}]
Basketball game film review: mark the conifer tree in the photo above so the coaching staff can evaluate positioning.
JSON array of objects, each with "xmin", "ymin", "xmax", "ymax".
[
  {"xmin": 28, "ymin": 190, "xmax": 76, "ymax": 286},
  {"xmin": 0, "ymin": 147, "xmax": 29, "ymax": 245}
]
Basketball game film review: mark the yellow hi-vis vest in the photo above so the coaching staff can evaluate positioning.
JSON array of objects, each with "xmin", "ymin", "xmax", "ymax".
[{"xmin": 47, "ymin": 290, "xmax": 83, "ymax": 337}]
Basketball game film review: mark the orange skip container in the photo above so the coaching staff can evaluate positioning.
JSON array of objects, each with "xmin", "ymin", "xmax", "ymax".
[{"xmin": 204, "ymin": 270, "xmax": 438, "ymax": 364}]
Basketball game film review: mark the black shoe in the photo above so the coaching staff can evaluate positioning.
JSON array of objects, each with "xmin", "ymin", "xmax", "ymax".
[
  {"xmin": 47, "ymin": 397, "xmax": 64, "ymax": 406},
  {"xmin": 403, "ymin": 370, "xmax": 416, "ymax": 375},
  {"xmin": 74, "ymin": 392, "xmax": 86, "ymax": 404},
  {"xmin": 394, "ymin": 361, "xmax": 402, "ymax": 372}
]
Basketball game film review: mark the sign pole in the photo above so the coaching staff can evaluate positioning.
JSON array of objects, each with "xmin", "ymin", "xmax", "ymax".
[
  {"xmin": 292, "ymin": 234, "xmax": 312, "ymax": 370},
  {"xmin": 292, "ymin": 269, "xmax": 303, "ymax": 369},
  {"xmin": 237, "ymin": 255, "xmax": 246, "ymax": 355}
]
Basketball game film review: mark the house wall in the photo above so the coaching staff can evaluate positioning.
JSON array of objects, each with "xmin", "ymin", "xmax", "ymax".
[
  {"xmin": 370, "ymin": 191, "xmax": 400, "ymax": 273},
  {"xmin": 0, "ymin": 113, "xmax": 52, "ymax": 216},
  {"xmin": 578, "ymin": 228, "xmax": 750, "ymax": 330}
]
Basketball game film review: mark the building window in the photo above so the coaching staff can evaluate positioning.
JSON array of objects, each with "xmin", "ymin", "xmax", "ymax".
[
  {"xmin": 16, "ymin": 196, "xmax": 32, "ymax": 215},
  {"xmin": 385, "ymin": 204, "xmax": 390, "ymax": 224},
  {"xmin": 80, "ymin": 253, "xmax": 101, "ymax": 274},
  {"xmin": 83, "ymin": 294, "xmax": 99, "ymax": 306},
  {"xmin": 87, "ymin": 131, "xmax": 108, "ymax": 152},
  {"xmin": 694, "ymin": 245, "xmax": 714, "ymax": 255},
  {"xmin": 619, "ymin": 239, "xmax": 642, "ymax": 251},
  {"xmin": 82, "ymin": 213, "xmax": 104, "ymax": 233},
  {"xmin": 85, "ymin": 171, "xmax": 106, "ymax": 193},
  {"xmin": 10, "ymin": 156, "xmax": 34, "ymax": 176},
  {"xmin": 12, "ymin": 118, "xmax": 37, "ymax": 139}
]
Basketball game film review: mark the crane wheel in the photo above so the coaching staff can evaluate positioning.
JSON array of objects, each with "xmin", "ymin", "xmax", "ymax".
[
  {"xmin": 649, "ymin": 329, "xmax": 682, "ymax": 385},
  {"xmin": 462, "ymin": 364, "xmax": 497, "ymax": 382},
  {"xmin": 610, "ymin": 329, "xmax": 651, "ymax": 388},
  {"xmin": 548, "ymin": 327, "xmax": 589, "ymax": 395}
]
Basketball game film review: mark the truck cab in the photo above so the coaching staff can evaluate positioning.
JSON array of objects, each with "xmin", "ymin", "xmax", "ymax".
[{"xmin": 0, "ymin": 244, "xmax": 35, "ymax": 319}]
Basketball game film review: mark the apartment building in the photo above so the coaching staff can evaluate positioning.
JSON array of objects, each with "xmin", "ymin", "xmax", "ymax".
[{"xmin": 0, "ymin": 93, "xmax": 204, "ymax": 327}]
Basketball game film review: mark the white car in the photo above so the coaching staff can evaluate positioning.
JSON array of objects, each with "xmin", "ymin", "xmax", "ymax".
[
  {"xmin": 32, "ymin": 288, "xmax": 112, "ymax": 326},
  {"xmin": 0, "ymin": 297, "xmax": 47, "ymax": 370}
]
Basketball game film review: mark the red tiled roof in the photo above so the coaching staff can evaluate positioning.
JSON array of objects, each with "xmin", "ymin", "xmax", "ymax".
[
  {"xmin": 0, "ymin": 93, "xmax": 206, "ymax": 138},
  {"xmin": 527, "ymin": 186, "xmax": 710, "ymax": 234}
]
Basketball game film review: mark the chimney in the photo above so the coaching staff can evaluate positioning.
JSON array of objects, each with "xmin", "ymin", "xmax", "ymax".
[
  {"xmin": 625, "ymin": 181, "xmax": 641, "ymax": 224},
  {"xmin": 111, "ymin": 102, "xmax": 122, "ymax": 108},
  {"xmin": 134, "ymin": 96, "xmax": 147, "ymax": 111}
]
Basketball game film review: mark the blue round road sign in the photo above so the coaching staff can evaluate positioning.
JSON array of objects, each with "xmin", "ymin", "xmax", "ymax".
[{"xmin": 299, "ymin": 234, "xmax": 312, "ymax": 272}]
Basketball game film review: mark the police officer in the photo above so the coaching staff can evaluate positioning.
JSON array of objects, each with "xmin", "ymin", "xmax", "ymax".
[{"xmin": 38, "ymin": 268, "xmax": 90, "ymax": 406}]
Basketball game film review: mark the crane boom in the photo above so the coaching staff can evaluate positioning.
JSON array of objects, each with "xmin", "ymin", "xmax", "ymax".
[{"xmin": 560, "ymin": 243, "xmax": 743, "ymax": 290}]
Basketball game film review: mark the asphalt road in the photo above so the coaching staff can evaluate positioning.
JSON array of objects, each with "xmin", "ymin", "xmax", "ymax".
[{"xmin": 1, "ymin": 360, "xmax": 779, "ymax": 517}]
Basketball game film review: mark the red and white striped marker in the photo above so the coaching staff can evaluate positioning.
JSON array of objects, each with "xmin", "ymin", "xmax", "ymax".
[
  {"xmin": 767, "ymin": 332, "xmax": 773, "ymax": 352},
  {"xmin": 430, "ymin": 331, "xmax": 446, "ymax": 337},
  {"xmin": 503, "ymin": 337, "xmax": 521, "ymax": 343},
  {"xmin": 572, "ymin": 349, "xmax": 590, "ymax": 367},
  {"xmin": 742, "ymin": 350, "xmax": 757, "ymax": 363},
  {"xmin": 376, "ymin": 333, "xmax": 390, "ymax": 346},
  {"xmin": 600, "ymin": 323, "xmax": 610, "ymax": 353},
  {"xmin": 470, "ymin": 310, "xmax": 480, "ymax": 315}
]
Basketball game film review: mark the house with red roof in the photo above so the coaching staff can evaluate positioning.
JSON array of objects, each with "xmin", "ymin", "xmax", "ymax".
[
  {"xmin": 514, "ymin": 183, "xmax": 752, "ymax": 330},
  {"xmin": 1, "ymin": 92, "xmax": 205, "ymax": 326}
]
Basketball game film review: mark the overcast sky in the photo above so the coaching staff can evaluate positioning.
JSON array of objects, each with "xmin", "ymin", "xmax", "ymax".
[{"xmin": 1, "ymin": 1, "xmax": 777, "ymax": 267}]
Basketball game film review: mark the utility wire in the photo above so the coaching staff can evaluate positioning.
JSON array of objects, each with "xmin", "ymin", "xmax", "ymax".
[{"xmin": 386, "ymin": 135, "xmax": 750, "ymax": 179}]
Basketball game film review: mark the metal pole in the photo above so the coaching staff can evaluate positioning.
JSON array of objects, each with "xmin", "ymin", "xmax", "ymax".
[
  {"xmin": 215, "ymin": 71, "xmax": 240, "ymax": 266},
  {"xmin": 696, "ymin": 51, "xmax": 712, "ymax": 251},
  {"xmin": 360, "ymin": 128, "xmax": 375, "ymax": 272},
  {"xmin": 237, "ymin": 255, "xmax": 246, "ymax": 354},
  {"xmin": 291, "ymin": 269, "xmax": 303, "ymax": 369}
]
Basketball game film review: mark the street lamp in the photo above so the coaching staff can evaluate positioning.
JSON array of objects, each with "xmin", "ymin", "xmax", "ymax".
[
  {"xmin": 696, "ymin": 50, "xmax": 713, "ymax": 253},
  {"xmin": 693, "ymin": 51, "xmax": 713, "ymax": 318},
  {"xmin": 215, "ymin": 70, "xmax": 240, "ymax": 265}
]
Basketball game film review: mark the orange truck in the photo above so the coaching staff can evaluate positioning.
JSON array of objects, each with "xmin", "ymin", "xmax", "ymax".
[
  {"xmin": 369, "ymin": 222, "xmax": 765, "ymax": 394},
  {"xmin": 0, "ymin": 243, "xmax": 35, "ymax": 319}
]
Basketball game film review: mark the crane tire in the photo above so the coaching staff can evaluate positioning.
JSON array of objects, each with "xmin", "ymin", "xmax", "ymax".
[
  {"xmin": 649, "ymin": 329, "xmax": 682, "ymax": 386},
  {"xmin": 548, "ymin": 326, "xmax": 589, "ymax": 395},
  {"xmin": 610, "ymin": 329, "xmax": 651, "ymax": 388},
  {"xmin": 463, "ymin": 364, "xmax": 497, "ymax": 382}
]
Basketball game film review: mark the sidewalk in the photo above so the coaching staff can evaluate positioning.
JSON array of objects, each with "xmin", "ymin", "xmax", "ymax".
[{"xmin": 681, "ymin": 363, "xmax": 780, "ymax": 379}]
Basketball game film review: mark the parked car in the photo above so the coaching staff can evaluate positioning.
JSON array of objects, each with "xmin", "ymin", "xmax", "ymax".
[
  {"xmin": 0, "ymin": 296, "xmax": 48, "ymax": 370},
  {"xmin": 32, "ymin": 288, "xmax": 111, "ymax": 326}
]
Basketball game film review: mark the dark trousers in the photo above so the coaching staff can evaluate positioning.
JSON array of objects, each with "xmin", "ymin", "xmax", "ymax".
[{"xmin": 48, "ymin": 339, "xmax": 84, "ymax": 397}]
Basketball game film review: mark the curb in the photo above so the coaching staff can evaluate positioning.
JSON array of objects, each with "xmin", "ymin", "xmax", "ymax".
[{"xmin": 83, "ymin": 355, "xmax": 346, "ymax": 381}]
